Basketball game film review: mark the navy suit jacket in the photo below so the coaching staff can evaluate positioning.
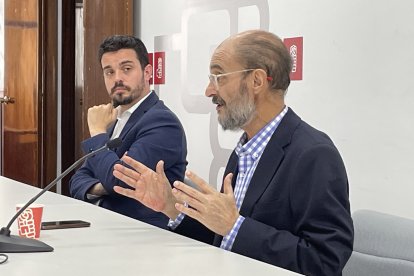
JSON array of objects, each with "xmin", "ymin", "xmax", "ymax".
[
  {"xmin": 175, "ymin": 108, "xmax": 353, "ymax": 275},
  {"xmin": 70, "ymin": 92, "xmax": 187, "ymax": 228}
]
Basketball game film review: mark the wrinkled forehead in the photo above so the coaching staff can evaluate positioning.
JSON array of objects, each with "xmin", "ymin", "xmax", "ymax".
[{"xmin": 209, "ymin": 40, "xmax": 241, "ymax": 72}]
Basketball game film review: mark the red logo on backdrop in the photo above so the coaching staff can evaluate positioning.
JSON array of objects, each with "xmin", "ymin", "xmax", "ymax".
[
  {"xmin": 148, "ymin": 53, "xmax": 154, "ymax": 85},
  {"xmin": 154, "ymin": 52, "xmax": 165, "ymax": 85},
  {"xmin": 283, "ymin": 37, "xmax": 303, "ymax": 81}
]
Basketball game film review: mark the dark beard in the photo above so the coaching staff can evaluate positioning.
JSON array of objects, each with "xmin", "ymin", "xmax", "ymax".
[
  {"xmin": 111, "ymin": 76, "xmax": 145, "ymax": 107},
  {"xmin": 112, "ymin": 95, "xmax": 133, "ymax": 107}
]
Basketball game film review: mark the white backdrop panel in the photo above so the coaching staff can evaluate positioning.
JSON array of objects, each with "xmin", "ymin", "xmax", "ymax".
[{"xmin": 137, "ymin": 0, "xmax": 414, "ymax": 219}]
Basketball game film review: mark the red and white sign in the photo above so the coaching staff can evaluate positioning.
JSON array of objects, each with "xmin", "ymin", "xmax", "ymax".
[
  {"xmin": 283, "ymin": 37, "xmax": 303, "ymax": 81},
  {"xmin": 153, "ymin": 52, "xmax": 165, "ymax": 85}
]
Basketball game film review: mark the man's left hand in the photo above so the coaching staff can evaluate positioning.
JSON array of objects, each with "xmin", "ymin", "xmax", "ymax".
[{"xmin": 172, "ymin": 172, "xmax": 239, "ymax": 236}]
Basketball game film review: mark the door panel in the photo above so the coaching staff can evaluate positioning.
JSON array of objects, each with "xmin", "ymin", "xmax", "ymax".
[{"xmin": 1, "ymin": 0, "xmax": 39, "ymax": 186}]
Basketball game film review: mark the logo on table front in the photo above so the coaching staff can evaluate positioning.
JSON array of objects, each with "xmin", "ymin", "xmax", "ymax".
[{"xmin": 18, "ymin": 209, "xmax": 36, "ymax": 238}]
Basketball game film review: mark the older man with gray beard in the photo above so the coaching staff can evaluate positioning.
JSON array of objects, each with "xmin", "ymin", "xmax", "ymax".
[{"xmin": 112, "ymin": 30, "xmax": 353, "ymax": 276}]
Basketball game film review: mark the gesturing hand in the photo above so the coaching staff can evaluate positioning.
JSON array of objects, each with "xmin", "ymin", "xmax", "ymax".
[
  {"xmin": 172, "ymin": 171, "xmax": 239, "ymax": 236},
  {"xmin": 113, "ymin": 155, "xmax": 179, "ymax": 219}
]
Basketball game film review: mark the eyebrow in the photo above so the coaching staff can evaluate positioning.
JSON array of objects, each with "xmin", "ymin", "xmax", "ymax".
[
  {"xmin": 119, "ymin": 60, "xmax": 134, "ymax": 66},
  {"xmin": 102, "ymin": 60, "xmax": 134, "ymax": 71},
  {"xmin": 210, "ymin": 64, "xmax": 224, "ymax": 72}
]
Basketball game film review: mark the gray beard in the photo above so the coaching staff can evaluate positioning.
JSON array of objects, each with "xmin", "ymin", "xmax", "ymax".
[{"xmin": 218, "ymin": 82, "xmax": 255, "ymax": 131}]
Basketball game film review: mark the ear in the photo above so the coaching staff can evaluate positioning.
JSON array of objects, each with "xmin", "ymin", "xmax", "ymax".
[
  {"xmin": 143, "ymin": 64, "xmax": 153, "ymax": 82},
  {"xmin": 252, "ymin": 69, "xmax": 268, "ymax": 94}
]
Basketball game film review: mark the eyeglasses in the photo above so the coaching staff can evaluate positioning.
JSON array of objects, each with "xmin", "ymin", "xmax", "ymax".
[
  {"xmin": 208, "ymin": 69, "xmax": 255, "ymax": 90},
  {"xmin": 208, "ymin": 69, "xmax": 272, "ymax": 90}
]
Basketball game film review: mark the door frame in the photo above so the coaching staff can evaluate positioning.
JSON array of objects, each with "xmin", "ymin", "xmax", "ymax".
[{"xmin": 41, "ymin": 0, "xmax": 58, "ymax": 189}]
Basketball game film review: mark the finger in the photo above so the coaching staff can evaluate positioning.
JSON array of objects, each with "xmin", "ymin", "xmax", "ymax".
[
  {"xmin": 223, "ymin": 173, "xmax": 234, "ymax": 195},
  {"xmin": 155, "ymin": 160, "xmax": 173, "ymax": 186},
  {"xmin": 171, "ymin": 185, "xmax": 205, "ymax": 210},
  {"xmin": 113, "ymin": 185, "xmax": 137, "ymax": 199},
  {"xmin": 155, "ymin": 160, "xmax": 165, "ymax": 176},
  {"xmin": 106, "ymin": 102, "xmax": 116, "ymax": 111},
  {"xmin": 110, "ymin": 107, "xmax": 118, "ymax": 120},
  {"xmin": 113, "ymin": 167, "xmax": 140, "ymax": 188},
  {"xmin": 113, "ymin": 162, "xmax": 141, "ymax": 180},
  {"xmin": 104, "ymin": 103, "xmax": 113, "ymax": 110},
  {"xmin": 121, "ymin": 155, "xmax": 148, "ymax": 174},
  {"xmin": 173, "ymin": 180, "xmax": 207, "ymax": 204},
  {"xmin": 174, "ymin": 202, "xmax": 201, "ymax": 222},
  {"xmin": 185, "ymin": 170, "xmax": 214, "ymax": 194}
]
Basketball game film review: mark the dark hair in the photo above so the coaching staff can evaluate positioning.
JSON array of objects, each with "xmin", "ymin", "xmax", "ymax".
[
  {"xmin": 98, "ymin": 35, "xmax": 149, "ymax": 70},
  {"xmin": 234, "ymin": 30, "xmax": 292, "ymax": 91}
]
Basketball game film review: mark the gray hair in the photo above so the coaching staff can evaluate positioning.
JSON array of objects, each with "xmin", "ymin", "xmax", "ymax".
[{"xmin": 233, "ymin": 30, "xmax": 292, "ymax": 92}]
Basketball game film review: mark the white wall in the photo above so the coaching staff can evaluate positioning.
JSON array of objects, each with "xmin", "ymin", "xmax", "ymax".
[{"xmin": 136, "ymin": 0, "xmax": 414, "ymax": 219}]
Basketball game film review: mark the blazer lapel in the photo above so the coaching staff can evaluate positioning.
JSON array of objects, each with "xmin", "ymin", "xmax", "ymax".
[
  {"xmin": 239, "ymin": 108, "xmax": 301, "ymax": 217},
  {"xmin": 107, "ymin": 121, "xmax": 117, "ymax": 137},
  {"xmin": 222, "ymin": 151, "xmax": 239, "ymax": 191},
  {"xmin": 119, "ymin": 91, "xmax": 159, "ymax": 140}
]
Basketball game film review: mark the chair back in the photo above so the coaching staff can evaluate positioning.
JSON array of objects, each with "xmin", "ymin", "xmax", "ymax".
[{"xmin": 343, "ymin": 209, "xmax": 414, "ymax": 276}]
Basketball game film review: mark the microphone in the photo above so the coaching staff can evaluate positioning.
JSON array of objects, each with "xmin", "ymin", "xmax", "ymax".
[{"xmin": 0, "ymin": 138, "xmax": 122, "ymax": 253}]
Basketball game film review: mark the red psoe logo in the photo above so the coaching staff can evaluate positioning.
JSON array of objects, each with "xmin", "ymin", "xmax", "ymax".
[
  {"xmin": 283, "ymin": 37, "xmax": 303, "ymax": 81},
  {"xmin": 154, "ymin": 52, "xmax": 165, "ymax": 85}
]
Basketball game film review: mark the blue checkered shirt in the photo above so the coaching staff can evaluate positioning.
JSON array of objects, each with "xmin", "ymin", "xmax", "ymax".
[
  {"xmin": 169, "ymin": 107, "xmax": 288, "ymax": 251},
  {"xmin": 220, "ymin": 106, "xmax": 288, "ymax": 250}
]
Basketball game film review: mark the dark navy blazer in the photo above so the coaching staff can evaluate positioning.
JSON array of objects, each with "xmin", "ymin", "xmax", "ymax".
[
  {"xmin": 174, "ymin": 108, "xmax": 353, "ymax": 275},
  {"xmin": 70, "ymin": 92, "xmax": 187, "ymax": 228}
]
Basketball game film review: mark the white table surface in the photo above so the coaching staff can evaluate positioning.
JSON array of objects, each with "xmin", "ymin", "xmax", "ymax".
[{"xmin": 0, "ymin": 176, "xmax": 299, "ymax": 275}]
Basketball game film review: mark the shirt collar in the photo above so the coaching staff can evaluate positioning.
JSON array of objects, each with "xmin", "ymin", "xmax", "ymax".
[
  {"xmin": 116, "ymin": 90, "xmax": 152, "ymax": 119},
  {"xmin": 235, "ymin": 106, "xmax": 289, "ymax": 160}
]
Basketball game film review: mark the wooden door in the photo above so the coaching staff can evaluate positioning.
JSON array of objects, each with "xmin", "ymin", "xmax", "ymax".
[
  {"xmin": 1, "ymin": 0, "xmax": 40, "ymax": 186},
  {"xmin": 1, "ymin": 0, "xmax": 57, "ymax": 188}
]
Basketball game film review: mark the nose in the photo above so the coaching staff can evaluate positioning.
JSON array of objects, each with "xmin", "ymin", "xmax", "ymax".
[
  {"xmin": 114, "ymin": 69, "xmax": 123, "ymax": 82},
  {"xmin": 205, "ymin": 81, "xmax": 217, "ymax": 97}
]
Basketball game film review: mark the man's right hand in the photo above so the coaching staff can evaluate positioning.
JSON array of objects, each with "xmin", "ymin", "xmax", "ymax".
[
  {"xmin": 87, "ymin": 103, "xmax": 117, "ymax": 137},
  {"xmin": 113, "ymin": 156, "xmax": 180, "ymax": 220}
]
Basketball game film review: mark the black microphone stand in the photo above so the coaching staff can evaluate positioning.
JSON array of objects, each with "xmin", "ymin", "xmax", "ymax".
[{"xmin": 0, "ymin": 138, "xmax": 122, "ymax": 253}]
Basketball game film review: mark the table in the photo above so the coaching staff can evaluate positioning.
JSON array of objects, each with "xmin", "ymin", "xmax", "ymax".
[{"xmin": 0, "ymin": 176, "xmax": 299, "ymax": 275}]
